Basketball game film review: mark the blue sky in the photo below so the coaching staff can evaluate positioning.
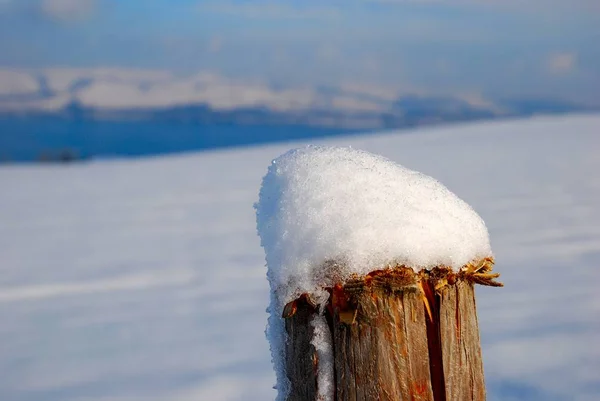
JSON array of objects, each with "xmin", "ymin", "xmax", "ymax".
[{"xmin": 0, "ymin": 0, "xmax": 599, "ymax": 103}]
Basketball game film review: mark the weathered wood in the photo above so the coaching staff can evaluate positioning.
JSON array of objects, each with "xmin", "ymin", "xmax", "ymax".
[
  {"xmin": 285, "ymin": 297, "xmax": 318, "ymax": 401},
  {"xmin": 422, "ymin": 279, "xmax": 447, "ymax": 401},
  {"xmin": 332, "ymin": 284, "xmax": 434, "ymax": 400},
  {"xmin": 438, "ymin": 281, "xmax": 486, "ymax": 400},
  {"xmin": 284, "ymin": 266, "xmax": 498, "ymax": 401}
]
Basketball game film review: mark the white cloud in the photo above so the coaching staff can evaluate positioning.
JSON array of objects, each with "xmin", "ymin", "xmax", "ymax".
[
  {"xmin": 40, "ymin": 0, "xmax": 96, "ymax": 22},
  {"xmin": 547, "ymin": 53, "xmax": 577, "ymax": 75}
]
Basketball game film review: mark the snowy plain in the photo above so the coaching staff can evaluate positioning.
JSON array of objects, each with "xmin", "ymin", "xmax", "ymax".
[{"xmin": 0, "ymin": 114, "xmax": 599, "ymax": 401}]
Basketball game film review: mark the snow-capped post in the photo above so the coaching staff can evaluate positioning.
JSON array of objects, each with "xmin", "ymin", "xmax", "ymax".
[{"xmin": 255, "ymin": 146, "xmax": 502, "ymax": 401}]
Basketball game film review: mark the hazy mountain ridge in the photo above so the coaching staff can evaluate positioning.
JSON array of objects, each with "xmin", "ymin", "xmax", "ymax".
[
  {"xmin": 0, "ymin": 68, "xmax": 593, "ymax": 130},
  {"xmin": 1, "ymin": 68, "xmax": 595, "ymax": 163}
]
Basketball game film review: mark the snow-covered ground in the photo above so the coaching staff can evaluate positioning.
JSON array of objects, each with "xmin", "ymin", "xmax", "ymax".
[{"xmin": 1, "ymin": 114, "xmax": 599, "ymax": 401}]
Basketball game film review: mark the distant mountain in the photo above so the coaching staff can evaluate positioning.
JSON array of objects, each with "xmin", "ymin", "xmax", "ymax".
[
  {"xmin": 1, "ymin": 67, "xmax": 593, "ymax": 130},
  {"xmin": 4, "ymin": 93, "xmax": 588, "ymax": 131},
  {"xmin": 24, "ymin": 98, "xmax": 494, "ymax": 130},
  {"xmin": 496, "ymin": 97, "xmax": 588, "ymax": 115},
  {"xmin": 0, "ymin": 67, "xmax": 596, "ymax": 163}
]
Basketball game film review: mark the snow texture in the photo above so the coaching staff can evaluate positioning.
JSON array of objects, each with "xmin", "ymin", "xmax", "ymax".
[
  {"xmin": 310, "ymin": 314, "xmax": 334, "ymax": 401},
  {"xmin": 256, "ymin": 145, "xmax": 492, "ymax": 310},
  {"xmin": 0, "ymin": 114, "xmax": 599, "ymax": 401}
]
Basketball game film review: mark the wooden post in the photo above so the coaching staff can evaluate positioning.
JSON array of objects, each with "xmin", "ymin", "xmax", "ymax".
[{"xmin": 283, "ymin": 259, "xmax": 501, "ymax": 401}]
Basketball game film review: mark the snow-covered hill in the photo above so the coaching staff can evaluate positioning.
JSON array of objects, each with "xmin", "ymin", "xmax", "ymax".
[{"xmin": 0, "ymin": 114, "xmax": 598, "ymax": 401}]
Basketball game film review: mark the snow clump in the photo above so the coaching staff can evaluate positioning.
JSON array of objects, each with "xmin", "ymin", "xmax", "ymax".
[{"xmin": 255, "ymin": 145, "xmax": 492, "ymax": 400}]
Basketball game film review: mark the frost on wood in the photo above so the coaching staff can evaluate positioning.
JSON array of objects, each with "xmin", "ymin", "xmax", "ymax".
[
  {"xmin": 310, "ymin": 314, "xmax": 334, "ymax": 401},
  {"xmin": 255, "ymin": 145, "xmax": 494, "ymax": 400}
]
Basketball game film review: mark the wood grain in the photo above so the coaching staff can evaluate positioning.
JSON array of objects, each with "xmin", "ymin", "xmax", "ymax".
[
  {"xmin": 284, "ymin": 268, "xmax": 491, "ymax": 401},
  {"xmin": 439, "ymin": 281, "xmax": 486, "ymax": 400}
]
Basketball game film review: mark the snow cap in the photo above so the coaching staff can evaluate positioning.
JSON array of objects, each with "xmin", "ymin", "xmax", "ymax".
[{"xmin": 256, "ymin": 145, "xmax": 492, "ymax": 310}]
